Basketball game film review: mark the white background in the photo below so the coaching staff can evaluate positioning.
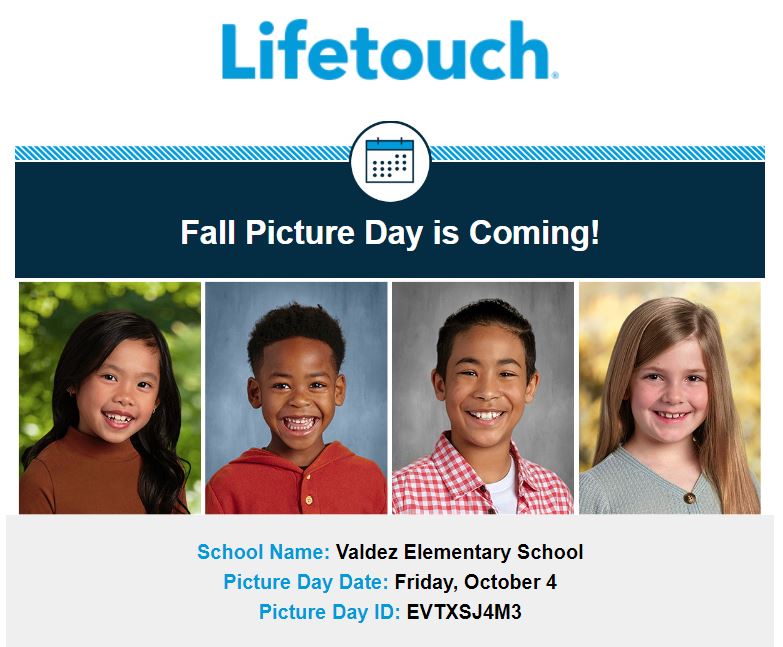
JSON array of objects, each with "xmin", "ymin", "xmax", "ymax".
[{"xmin": 2, "ymin": 0, "xmax": 780, "ymax": 642}]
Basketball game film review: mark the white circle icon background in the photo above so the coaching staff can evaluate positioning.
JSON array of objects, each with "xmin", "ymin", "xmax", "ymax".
[{"xmin": 350, "ymin": 121, "xmax": 431, "ymax": 202}]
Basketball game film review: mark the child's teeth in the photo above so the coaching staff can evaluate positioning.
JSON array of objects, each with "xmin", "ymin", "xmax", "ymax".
[
  {"xmin": 659, "ymin": 412, "xmax": 686, "ymax": 419},
  {"xmin": 106, "ymin": 413, "xmax": 132, "ymax": 422},
  {"xmin": 470, "ymin": 411, "xmax": 501, "ymax": 420},
  {"xmin": 285, "ymin": 417, "xmax": 316, "ymax": 429}
]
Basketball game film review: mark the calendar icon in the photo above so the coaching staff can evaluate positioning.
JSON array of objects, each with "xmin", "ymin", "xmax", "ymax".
[
  {"xmin": 366, "ymin": 138, "xmax": 414, "ymax": 183},
  {"xmin": 350, "ymin": 122, "xmax": 430, "ymax": 202}
]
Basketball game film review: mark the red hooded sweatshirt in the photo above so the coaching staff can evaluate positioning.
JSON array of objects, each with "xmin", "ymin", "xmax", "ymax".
[{"xmin": 206, "ymin": 442, "xmax": 386, "ymax": 514}]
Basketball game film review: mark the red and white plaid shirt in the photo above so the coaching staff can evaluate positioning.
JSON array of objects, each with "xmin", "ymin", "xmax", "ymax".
[{"xmin": 392, "ymin": 432, "xmax": 573, "ymax": 514}]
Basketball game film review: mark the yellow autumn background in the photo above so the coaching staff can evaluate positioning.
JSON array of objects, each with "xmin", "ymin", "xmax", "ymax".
[{"xmin": 579, "ymin": 283, "xmax": 760, "ymax": 480}]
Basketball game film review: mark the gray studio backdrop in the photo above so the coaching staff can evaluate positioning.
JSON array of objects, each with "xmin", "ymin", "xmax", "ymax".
[
  {"xmin": 392, "ymin": 283, "xmax": 574, "ymax": 492},
  {"xmin": 205, "ymin": 283, "xmax": 387, "ymax": 481}
]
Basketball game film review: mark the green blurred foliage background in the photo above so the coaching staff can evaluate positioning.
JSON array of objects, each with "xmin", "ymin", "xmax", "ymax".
[
  {"xmin": 19, "ymin": 283, "xmax": 202, "ymax": 512},
  {"xmin": 580, "ymin": 283, "xmax": 760, "ymax": 480}
]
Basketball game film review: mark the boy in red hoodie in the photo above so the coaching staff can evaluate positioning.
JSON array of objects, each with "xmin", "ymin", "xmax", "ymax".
[{"xmin": 206, "ymin": 303, "xmax": 386, "ymax": 514}]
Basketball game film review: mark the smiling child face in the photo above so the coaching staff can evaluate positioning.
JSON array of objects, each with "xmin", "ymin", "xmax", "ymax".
[
  {"xmin": 628, "ymin": 336, "xmax": 709, "ymax": 448},
  {"xmin": 432, "ymin": 324, "xmax": 539, "ymax": 456},
  {"xmin": 74, "ymin": 338, "xmax": 160, "ymax": 444},
  {"xmin": 247, "ymin": 336, "xmax": 346, "ymax": 466}
]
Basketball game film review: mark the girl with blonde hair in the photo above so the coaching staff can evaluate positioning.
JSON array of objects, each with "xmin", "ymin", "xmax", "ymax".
[{"xmin": 580, "ymin": 297, "xmax": 759, "ymax": 514}]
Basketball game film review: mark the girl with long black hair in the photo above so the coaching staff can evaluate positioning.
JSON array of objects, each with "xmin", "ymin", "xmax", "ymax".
[{"xmin": 20, "ymin": 311, "xmax": 189, "ymax": 513}]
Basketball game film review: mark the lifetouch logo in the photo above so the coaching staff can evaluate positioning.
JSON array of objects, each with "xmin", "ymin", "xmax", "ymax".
[{"xmin": 223, "ymin": 20, "xmax": 550, "ymax": 80}]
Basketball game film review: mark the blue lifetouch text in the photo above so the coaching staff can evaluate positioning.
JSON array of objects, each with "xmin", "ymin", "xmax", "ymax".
[{"xmin": 222, "ymin": 19, "xmax": 549, "ymax": 80}]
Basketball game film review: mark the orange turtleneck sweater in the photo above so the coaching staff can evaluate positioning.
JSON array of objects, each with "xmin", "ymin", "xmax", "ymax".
[{"xmin": 20, "ymin": 427, "xmax": 146, "ymax": 514}]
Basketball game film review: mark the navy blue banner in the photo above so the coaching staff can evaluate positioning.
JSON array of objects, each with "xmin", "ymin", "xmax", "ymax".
[{"xmin": 15, "ymin": 162, "xmax": 763, "ymax": 278}]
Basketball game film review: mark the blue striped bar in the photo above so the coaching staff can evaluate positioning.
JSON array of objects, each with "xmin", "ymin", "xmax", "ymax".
[
  {"xmin": 14, "ymin": 145, "xmax": 351, "ymax": 162},
  {"xmin": 15, "ymin": 144, "xmax": 765, "ymax": 161},
  {"xmin": 433, "ymin": 145, "xmax": 765, "ymax": 161}
]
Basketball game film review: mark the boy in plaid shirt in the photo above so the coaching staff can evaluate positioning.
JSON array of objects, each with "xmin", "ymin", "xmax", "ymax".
[{"xmin": 392, "ymin": 299, "xmax": 572, "ymax": 514}]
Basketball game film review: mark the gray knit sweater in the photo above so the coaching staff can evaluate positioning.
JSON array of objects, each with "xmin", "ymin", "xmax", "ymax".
[{"xmin": 579, "ymin": 446, "xmax": 721, "ymax": 514}]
